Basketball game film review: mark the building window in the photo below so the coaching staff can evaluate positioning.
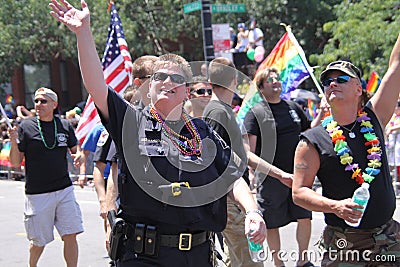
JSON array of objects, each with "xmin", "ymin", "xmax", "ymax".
[{"xmin": 23, "ymin": 64, "xmax": 51, "ymax": 108}]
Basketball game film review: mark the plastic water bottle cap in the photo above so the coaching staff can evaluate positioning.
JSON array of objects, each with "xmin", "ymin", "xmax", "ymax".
[{"xmin": 361, "ymin": 183, "xmax": 370, "ymax": 189}]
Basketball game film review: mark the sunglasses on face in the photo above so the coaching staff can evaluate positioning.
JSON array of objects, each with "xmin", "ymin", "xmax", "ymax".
[
  {"xmin": 34, "ymin": 99, "xmax": 48, "ymax": 104},
  {"xmin": 194, "ymin": 88, "xmax": 212, "ymax": 95},
  {"xmin": 152, "ymin": 72, "xmax": 186, "ymax": 84},
  {"xmin": 266, "ymin": 76, "xmax": 280, "ymax": 83},
  {"xmin": 137, "ymin": 75, "xmax": 151, "ymax": 80},
  {"xmin": 321, "ymin": 75, "xmax": 351, "ymax": 87}
]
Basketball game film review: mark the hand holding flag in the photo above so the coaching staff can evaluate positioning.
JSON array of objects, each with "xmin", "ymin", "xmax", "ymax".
[{"xmin": 237, "ymin": 25, "xmax": 321, "ymax": 124}]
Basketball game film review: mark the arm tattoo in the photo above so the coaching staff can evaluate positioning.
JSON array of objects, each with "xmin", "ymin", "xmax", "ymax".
[
  {"xmin": 295, "ymin": 139, "xmax": 311, "ymax": 170},
  {"xmin": 295, "ymin": 162, "xmax": 308, "ymax": 170}
]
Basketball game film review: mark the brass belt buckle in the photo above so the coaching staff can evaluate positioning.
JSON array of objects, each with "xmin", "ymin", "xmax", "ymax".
[
  {"xmin": 171, "ymin": 183, "xmax": 182, "ymax": 196},
  {"xmin": 178, "ymin": 233, "xmax": 192, "ymax": 251},
  {"xmin": 171, "ymin": 182, "xmax": 190, "ymax": 197}
]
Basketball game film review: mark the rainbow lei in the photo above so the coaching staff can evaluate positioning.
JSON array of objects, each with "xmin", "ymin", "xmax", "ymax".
[
  {"xmin": 150, "ymin": 106, "xmax": 202, "ymax": 156},
  {"xmin": 322, "ymin": 110, "xmax": 382, "ymax": 185}
]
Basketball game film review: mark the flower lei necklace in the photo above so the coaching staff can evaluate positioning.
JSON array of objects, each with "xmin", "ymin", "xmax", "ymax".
[
  {"xmin": 150, "ymin": 106, "xmax": 202, "ymax": 156},
  {"xmin": 322, "ymin": 110, "xmax": 382, "ymax": 185},
  {"xmin": 37, "ymin": 117, "xmax": 58, "ymax": 150}
]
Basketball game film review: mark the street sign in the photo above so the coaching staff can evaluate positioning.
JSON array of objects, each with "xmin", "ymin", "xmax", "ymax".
[
  {"xmin": 211, "ymin": 4, "xmax": 246, "ymax": 13},
  {"xmin": 183, "ymin": 1, "xmax": 202, "ymax": 14}
]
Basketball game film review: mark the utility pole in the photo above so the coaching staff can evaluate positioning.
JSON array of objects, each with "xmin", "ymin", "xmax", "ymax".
[{"xmin": 201, "ymin": 0, "xmax": 214, "ymax": 62}]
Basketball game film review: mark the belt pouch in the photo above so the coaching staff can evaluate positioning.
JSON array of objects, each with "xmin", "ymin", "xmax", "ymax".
[
  {"xmin": 133, "ymin": 223, "xmax": 145, "ymax": 254},
  {"xmin": 144, "ymin": 225, "xmax": 157, "ymax": 256}
]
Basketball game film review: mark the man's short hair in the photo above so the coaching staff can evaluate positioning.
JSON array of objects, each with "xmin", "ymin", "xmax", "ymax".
[
  {"xmin": 208, "ymin": 57, "xmax": 236, "ymax": 89},
  {"xmin": 133, "ymin": 55, "xmax": 158, "ymax": 79},
  {"xmin": 254, "ymin": 68, "xmax": 279, "ymax": 90},
  {"xmin": 153, "ymin": 54, "xmax": 193, "ymax": 82}
]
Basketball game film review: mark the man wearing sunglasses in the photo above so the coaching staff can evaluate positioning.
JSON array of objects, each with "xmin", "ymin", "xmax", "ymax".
[
  {"xmin": 50, "ymin": 2, "xmax": 268, "ymax": 266},
  {"xmin": 204, "ymin": 58, "xmax": 300, "ymax": 267},
  {"xmin": 293, "ymin": 34, "xmax": 400, "ymax": 266},
  {"xmin": 243, "ymin": 68, "xmax": 315, "ymax": 267},
  {"xmin": 186, "ymin": 75, "xmax": 212, "ymax": 118},
  {"xmin": 9, "ymin": 87, "xmax": 85, "ymax": 267},
  {"xmin": 124, "ymin": 55, "xmax": 158, "ymax": 108},
  {"xmin": 203, "ymin": 57, "xmax": 264, "ymax": 267}
]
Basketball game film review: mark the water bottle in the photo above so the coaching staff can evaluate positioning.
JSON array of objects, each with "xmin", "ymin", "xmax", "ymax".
[
  {"xmin": 247, "ymin": 224, "xmax": 266, "ymax": 262},
  {"xmin": 345, "ymin": 182, "xmax": 370, "ymax": 227}
]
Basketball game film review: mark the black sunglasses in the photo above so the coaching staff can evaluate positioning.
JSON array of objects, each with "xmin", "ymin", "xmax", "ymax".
[
  {"xmin": 152, "ymin": 72, "xmax": 186, "ymax": 84},
  {"xmin": 34, "ymin": 99, "xmax": 48, "ymax": 104},
  {"xmin": 321, "ymin": 75, "xmax": 351, "ymax": 87},
  {"xmin": 137, "ymin": 75, "xmax": 151, "ymax": 79},
  {"xmin": 194, "ymin": 88, "xmax": 212, "ymax": 95}
]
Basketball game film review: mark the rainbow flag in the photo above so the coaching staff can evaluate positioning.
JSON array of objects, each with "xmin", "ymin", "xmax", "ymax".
[
  {"xmin": 237, "ymin": 30, "xmax": 312, "ymax": 124},
  {"xmin": 0, "ymin": 141, "xmax": 11, "ymax": 167},
  {"xmin": 307, "ymin": 99, "xmax": 317, "ymax": 120},
  {"xmin": 366, "ymin": 71, "xmax": 380, "ymax": 94},
  {"xmin": 5, "ymin": 94, "xmax": 13, "ymax": 104}
]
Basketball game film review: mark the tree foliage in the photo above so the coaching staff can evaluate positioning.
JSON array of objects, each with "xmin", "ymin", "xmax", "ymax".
[
  {"xmin": 311, "ymin": 0, "xmax": 400, "ymax": 79},
  {"xmin": 0, "ymin": 0, "xmax": 399, "ymax": 88}
]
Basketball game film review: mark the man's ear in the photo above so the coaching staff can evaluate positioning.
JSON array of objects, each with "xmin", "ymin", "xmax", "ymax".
[
  {"xmin": 133, "ymin": 77, "xmax": 141, "ymax": 87},
  {"xmin": 186, "ymin": 87, "xmax": 192, "ymax": 99},
  {"xmin": 355, "ymin": 82, "xmax": 363, "ymax": 97}
]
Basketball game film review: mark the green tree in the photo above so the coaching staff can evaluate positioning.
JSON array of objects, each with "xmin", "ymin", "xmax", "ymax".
[
  {"xmin": 0, "ymin": 0, "xmax": 339, "ymax": 86},
  {"xmin": 311, "ymin": 0, "xmax": 400, "ymax": 80},
  {"xmin": 0, "ymin": 0, "xmax": 60, "ymax": 83}
]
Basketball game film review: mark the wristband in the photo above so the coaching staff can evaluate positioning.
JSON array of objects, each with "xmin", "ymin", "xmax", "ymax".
[{"xmin": 245, "ymin": 209, "xmax": 263, "ymax": 218}]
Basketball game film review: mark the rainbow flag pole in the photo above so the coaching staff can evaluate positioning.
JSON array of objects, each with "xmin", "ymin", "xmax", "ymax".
[
  {"xmin": 0, "ymin": 102, "xmax": 19, "ymax": 143},
  {"xmin": 0, "ymin": 102, "xmax": 12, "ymax": 129},
  {"xmin": 237, "ymin": 24, "xmax": 322, "ymax": 124},
  {"xmin": 283, "ymin": 24, "xmax": 323, "ymax": 96}
]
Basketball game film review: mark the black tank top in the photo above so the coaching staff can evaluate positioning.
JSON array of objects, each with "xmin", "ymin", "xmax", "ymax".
[{"xmin": 301, "ymin": 106, "xmax": 395, "ymax": 229}]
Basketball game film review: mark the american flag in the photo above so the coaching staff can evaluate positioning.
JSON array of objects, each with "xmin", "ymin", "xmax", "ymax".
[{"xmin": 75, "ymin": 2, "xmax": 133, "ymax": 144}]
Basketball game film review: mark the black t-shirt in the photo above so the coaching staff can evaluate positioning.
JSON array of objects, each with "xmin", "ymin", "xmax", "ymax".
[
  {"xmin": 301, "ymin": 106, "xmax": 395, "ymax": 229},
  {"xmin": 203, "ymin": 99, "xmax": 248, "ymax": 182},
  {"xmin": 97, "ymin": 88, "xmax": 243, "ymax": 232},
  {"xmin": 203, "ymin": 100, "xmax": 247, "ymax": 170},
  {"xmin": 93, "ymin": 129, "xmax": 112, "ymax": 163},
  {"xmin": 244, "ymin": 100, "xmax": 310, "ymax": 172},
  {"xmin": 18, "ymin": 116, "xmax": 78, "ymax": 194}
]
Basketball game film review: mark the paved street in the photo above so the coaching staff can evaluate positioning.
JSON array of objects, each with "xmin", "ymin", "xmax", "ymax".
[{"xmin": 0, "ymin": 179, "xmax": 399, "ymax": 267}]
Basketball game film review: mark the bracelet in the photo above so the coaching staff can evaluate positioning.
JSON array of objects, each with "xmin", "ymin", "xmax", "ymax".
[{"xmin": 245, "ymin": 209, "xmax": 263, "ymax": 218}]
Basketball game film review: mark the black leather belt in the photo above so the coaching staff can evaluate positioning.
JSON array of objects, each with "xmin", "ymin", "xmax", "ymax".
[{"xmin": 160, "ymin": 231, "xmax": 208, "ymax": 251}]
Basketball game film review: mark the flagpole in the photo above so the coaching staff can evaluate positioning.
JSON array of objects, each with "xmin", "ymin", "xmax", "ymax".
[
  {"xmin": 281, "ymin": 24, "xmax": 324, "ymax": 96},
  {"xmin": 0, "ymin": 102, "xmax": 19, "ymax": 143},
  {"xmin": 0, "ymin": 102, "xmax": 13, "ymax": 129}
]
